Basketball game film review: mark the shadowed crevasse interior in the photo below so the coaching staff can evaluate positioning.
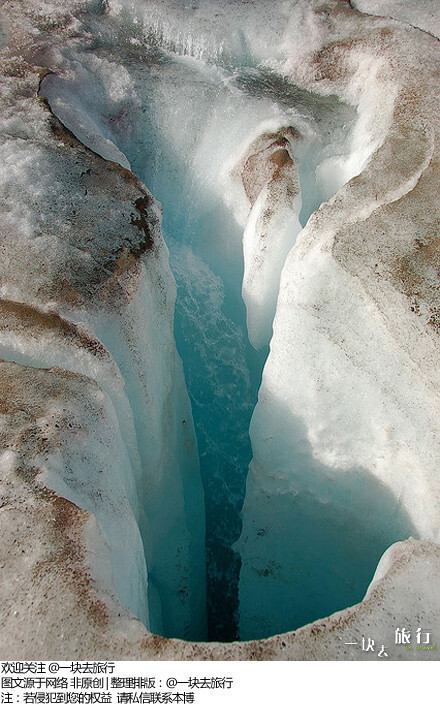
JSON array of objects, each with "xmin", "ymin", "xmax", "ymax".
[{"xmin": 38, "ymin": 7, "xmax": 416, "ymax": 642}]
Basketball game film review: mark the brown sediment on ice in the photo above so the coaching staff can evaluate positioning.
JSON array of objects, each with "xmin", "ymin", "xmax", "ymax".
[{"xmin": 0, "ymin": 0, "xmax": 439, "ymax": 660}]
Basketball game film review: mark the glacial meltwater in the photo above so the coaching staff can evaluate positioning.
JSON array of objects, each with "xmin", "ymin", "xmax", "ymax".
[{"xmin": 39, "ymin": 0, "xmax": 416, "ymax": 643}]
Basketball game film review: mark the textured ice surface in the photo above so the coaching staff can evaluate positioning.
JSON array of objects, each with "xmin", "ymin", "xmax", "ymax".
[
  {"xmin": 0, "ymin": 10, "xmax": 206, "ymax": 639},
  {"xmin": 0, "ymin": 0, "xmax": 440, "ymax": 658},
  {"xmin": 353, "ymin": 0, "xmax": 440, "ymax": 38},
  {"xmin": 237, "ymin": 4, "xmax": 440, "ymax": 639}
]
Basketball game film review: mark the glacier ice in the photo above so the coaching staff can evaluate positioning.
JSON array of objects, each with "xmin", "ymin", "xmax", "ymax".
[
  {"xmin": 236, "ymin": 4, "xmax": 440, "ymax": 639},
  {"xmin": 0, "ymin": 0, "xmax": 440, "ymax": 659},
  {"xmin": 38, "ymin": 2, "xmax": 368, "ymax": 638},
  {"xmin": 0, "ymin": 40, "xmax": 206, "ymax": 640}
]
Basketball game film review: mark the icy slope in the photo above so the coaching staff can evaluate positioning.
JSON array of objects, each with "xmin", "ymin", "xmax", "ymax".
[
  {"xmin": 237, "ymin": 3, "xmax": 440, "ymax": 639},
  {"xmin": 0, "ymin": 2, "xmax": 205, "ymax": 641}
]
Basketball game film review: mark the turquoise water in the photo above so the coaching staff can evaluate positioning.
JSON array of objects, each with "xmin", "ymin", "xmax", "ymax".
[{"xmin": 133, "ymin": 156, "xmax": 268, "ymax": 641}]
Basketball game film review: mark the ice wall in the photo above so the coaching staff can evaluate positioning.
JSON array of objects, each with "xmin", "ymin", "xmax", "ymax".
[
  {"xmin": 0, "ymin": 9, "xmax": 206, "ymax": 639},
  {"xmin": 237, "ymin": 4, "xmax": 440, "ymax": 639}
]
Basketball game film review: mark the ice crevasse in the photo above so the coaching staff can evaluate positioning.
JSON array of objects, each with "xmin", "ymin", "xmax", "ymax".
[{"xmin": 0, "ymin": 0, "xmax": 440, "ymax": 659}]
